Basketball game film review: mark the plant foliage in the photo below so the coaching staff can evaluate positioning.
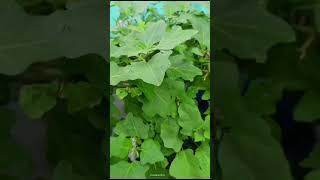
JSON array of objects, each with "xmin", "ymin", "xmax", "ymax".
[
  {"xmin": 214, "ymin": 0, "xmax": 320, "ymax": 180},
  {"xmin": 110, "ymin": 1, "xmax": 210, "ymax": 179}
]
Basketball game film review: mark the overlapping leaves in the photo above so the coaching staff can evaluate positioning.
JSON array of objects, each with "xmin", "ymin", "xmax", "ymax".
[{"xmin": 110, "ymin": 1, "xmax": 210, "ymax": 179}]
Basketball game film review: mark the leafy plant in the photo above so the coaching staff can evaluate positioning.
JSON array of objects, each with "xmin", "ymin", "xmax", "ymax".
[
  {"xmin": 0, "ymin": 0, "xmax": 107, "ymax": 179},
  {"xmin": 213, "ymin": 0, "xmax": 320, "ymax": 180},
  {"xmin": 110, "ymin": 1, "xmax": 210, "ymax": 179}
]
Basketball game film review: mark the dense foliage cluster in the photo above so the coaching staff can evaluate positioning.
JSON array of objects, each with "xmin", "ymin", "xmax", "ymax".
[
  {"xmin": 110, "ymin": 1, "xmax": 210, "ymax": 179},
  {"xmin": 214, "ymin": 0, "xmax": 320, "ymax": 180},
  {"xmin": 0, "ymin": 0, "xmax": 107, "ymax": 179}
]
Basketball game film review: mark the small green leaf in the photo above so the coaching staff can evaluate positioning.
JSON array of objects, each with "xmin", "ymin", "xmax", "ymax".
[
  {"xmin": 116, "ymin": 88, "xmax": 128, "ymax": 99},
  {"xmin": 140, "ymin": 139, "xmax": 165, "ymax": 164}
]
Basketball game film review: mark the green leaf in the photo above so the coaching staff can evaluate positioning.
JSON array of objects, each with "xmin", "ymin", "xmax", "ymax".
[
  {"xmin": 111, "ymin": 51, "xmax": 172, "ymax": 86},
  {"xmin": 188, "ymin": 15, "xmax": 210, "ymax": 49},
  {"xmin": 110, "ymin": 38, "xmax": 151, "ymax": 58},
  {"xmin": 294, "ymin": 90, "xmax": 320, "ymax": 122},
  {"xmin": 219, "ymin": 133, "xmax": 293, "ymax": 180},
  {"xmin": 19, "ymin": 84, "xmax": 58, "ymax": 119},
  {"xmin": 169, "ymin": 149, "xmax": 204, "ymax": 179},
  {"xmin": 110, "ymin": 134, "xmax": 131, "ymax": 159},
  {"xmin": 160, "ymin": 118, "xmax": 183, "ymax": 152},
  {"xmin": 305, "ymin": 169, "xmax": 320, "ymax": 180},
  {"xmin": 191, "ymin": 47, "xmax": 204, "ymax": 56},
  {"xmin": 138, "ymin": 20, "xmax": 167, "ymax": 46},
  {"xmin": 146, "ymin": 163, "xmax": 170, "ymax": 179},
  {"xmin": 0, "ymin": 0, "xmax": 107, "ymax": 75},
  {"xmin": 156, "ymin": 28, "xmax": 198, "ymax": 50},
  {"xmin": 213, "ymin": 0, "xmax": 295, "ymax": 62},
  {"xmin": 140, "ymin": 139, "xmax": 165, "ymax": 164},
  {"xmin": 166, "ymin": 55, "xmax": 202, "ymax": 81},
  {"xmin": 116, "ymin": 88, "xmax": 128, "ymax": 99},
  {"xmin": 110, "ymin": 161, "xmax": 149, "ymax": 179},
  {"xmin": 195, "ymin": 142, "xmax": 210, "ymax": 178},
  {"xmin": 114, "ymin": 113, "xmax": 149, "ymax": 139},
  {"xmin": 178, "ymin": 100, "xmax": 203, "ymax": 136},
  {"xmin": 142, "ymin": 79, "xmax": 185, "ymax": 117},
  {"xmin": 244, "ymin": 80, "xmax": 283, "ymax": 116},
  {"xmin": 202, "ymin": 90, "xmax": 210, "ymax": 100},
  {"xmin": 63, "ymin": 82, "xmax": 103, "ymax": 113}
]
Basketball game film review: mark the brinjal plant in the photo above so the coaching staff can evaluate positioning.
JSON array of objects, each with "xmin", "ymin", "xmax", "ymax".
[{"xmin": 110, "ymin": 1, "xmax": 211, "ymax": 179}]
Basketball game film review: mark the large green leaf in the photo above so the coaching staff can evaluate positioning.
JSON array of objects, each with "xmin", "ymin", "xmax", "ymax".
[
  {"xmin": 142, "ymin": 79, "xmax": 185, "ymax": 117},
  {"xmin": 188, "ymin": 15, "xmax": 210, "ymax": 49},
  {"xmin": 213, "ymin": 0, "xmax": 295, "ymax": 62},
  {"xmin": 305, "ymin": 170, "xmax": 320, "ymax": 180},
  {"xmin": 156, "ymin": 29, "xmax": 198, "ymax": 50},
  {"xmin": 166, "ymin": 55, "xmax": 202, "ymax": 81},
  {"xmin": 140, "ymin": 139, "xmax": 165, "ymax": 165},
  {"xmin": 137, "ymin": 20, "xmax": 167, "ymax": 46},
  {"xmin": 63, "ymin": 82, "xmax": 103, "ymax": 113},
  {"xmin": 0, "ymin": 0, "xmax": 106, "ymax": 75},
  {"xmin": 244, "ymin": 80, "xmax": 283, "ymax": 116},
  {"xmin": 111, "ymin": 51, "xmax": 172, "ymax": 86},
  {"xmin": 178, "ymin": 100, "xmax": 203, "ymax": 136},
  {"xmin": 294, "ymin": 90, "xmax": 320, "ymax": 122},
  {"xmin": 160, "ymin": 118, "xmax": 183, "ymax": 152},
  {"xmin": 110, "ymin": 134, "xmax": 131, "ymax": 159},
  {"xmin": 19, "ymin": 83, "xmax": 58, "ymax": 119},
  {"xmin": 195, "ymin": 142, "xmax": 210, "ymax": 178},
  {"xmin": 110, "ymin": 38, "xmax": 151, "ymax": 58},
  {"xmin": 114, "ymin": 113, "xmax": 149, "ymax": 139},
  {"xmin": 110, "ymin": 161, "xmax": 149, "ymax": 179},
  {"xmin": 169, "ymin": 149, "xmax": 204, "ymax": 179},
  {"xmin": 219, "ymin": 133, "xmax": 293, "ymax": 180}
]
